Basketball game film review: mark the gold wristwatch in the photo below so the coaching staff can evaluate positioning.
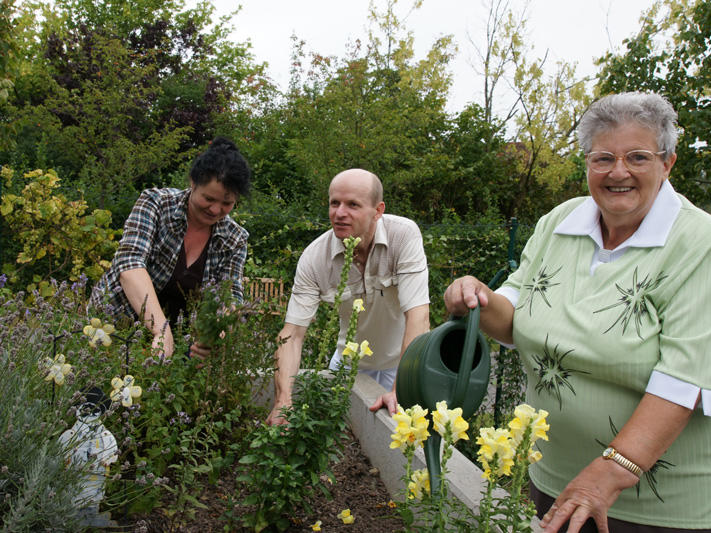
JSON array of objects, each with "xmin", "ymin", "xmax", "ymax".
[{"xmin": 602, "ymin": 446, "xmax": 643, "ymax": 477}]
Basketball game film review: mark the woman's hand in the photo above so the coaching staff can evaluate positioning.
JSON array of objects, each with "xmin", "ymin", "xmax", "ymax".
[
  {"xmin": 444, "ymin": 275, "xmax": 491, "ymax": 315},
  {"xmin": 151, "ymin": 323, "xmax": 175, "ymax": 358},
  {"xmin": 189, "ymin": 342, "xmax": 211, "ymax": 359},
  {"xmin": 540, "ymin": 457, "xmax": 639, "ymax": 533},
  {"xmin": 266, "ymin": 400, "xmax": 291, "ymax": 426},
  {"xmin": 444, "ymin": 276, "xmax": 514, "ymax": 344}
]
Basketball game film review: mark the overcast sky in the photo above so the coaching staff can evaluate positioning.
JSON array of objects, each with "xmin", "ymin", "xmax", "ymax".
[{"xmin": 212, "ymin": 0, "xmax": 656, "ymax": 112}]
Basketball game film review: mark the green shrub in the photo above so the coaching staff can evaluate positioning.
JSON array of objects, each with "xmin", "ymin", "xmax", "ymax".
[{"xmin": 0, "ymin": 167, "xmax": 119, "ymax": 295}]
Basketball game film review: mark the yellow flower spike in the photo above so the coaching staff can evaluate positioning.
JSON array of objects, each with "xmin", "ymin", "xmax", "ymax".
[
  {"xmin": 476, "ymin": 427, "xmax": 515, "ymax": 478},
  {"xmin": 409, "ymin": 404, "xmax": 430, "ymax": 446},
  {"xmin": 44, "ymin": 353, "xmax": 72, "ymax": 385},
  {"xmin": 408, "ymin": 469, "xmax": 430, "ymax": 499},
  {"xmin": 352, "ymin": 298, "xmax": 365, "ymax": 313},
  {"xmin": 358, "ymin": 340, "xmax": 373, "ymax": 358},
  {"xmin": 432, "ymin": 400, "xmax": 469, "ymax": 442},
  {"xmin": 390, "ymin": 404, "xmax": 430, "ymax": 450},
  {"xmin": 342, "ymin": 341, "xmax": 359, "ymax": 358},
  {"xmin": 337, "ymin": 509, "xmax": 355, "ymax": 524},
  {"xmin": 310, "ymin": 520, "xmax": 322, "ymax": 531},
  {"xmin": 509, "ymin": 403, "xmax": 550, "ymax": 445}
]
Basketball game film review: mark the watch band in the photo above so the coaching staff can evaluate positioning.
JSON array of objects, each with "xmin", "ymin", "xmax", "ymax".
[{"xmin": 602, "ymin": 446, "xmax": 643, "ymax": 477}]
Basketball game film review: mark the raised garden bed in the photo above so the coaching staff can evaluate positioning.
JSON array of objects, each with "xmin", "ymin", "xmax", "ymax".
[{"xmin": 251, "ymin": 372, "xmax": 543, "ymax": 532}]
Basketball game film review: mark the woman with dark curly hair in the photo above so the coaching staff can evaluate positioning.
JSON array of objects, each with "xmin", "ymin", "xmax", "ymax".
[{"xmin": 90, "ymin": 137, "xmax": 250, "ymax": 359}]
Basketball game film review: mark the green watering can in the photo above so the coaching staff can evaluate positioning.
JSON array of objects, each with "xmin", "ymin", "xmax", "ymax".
[{"xmin": 395, "ymin": 304, "xmax": 490, "ymax": 496}]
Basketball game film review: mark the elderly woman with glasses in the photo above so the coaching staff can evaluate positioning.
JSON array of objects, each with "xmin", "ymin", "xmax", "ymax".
[{"xmin": 445, "ymin": 92, "xmax": 711, "ymax": 532}]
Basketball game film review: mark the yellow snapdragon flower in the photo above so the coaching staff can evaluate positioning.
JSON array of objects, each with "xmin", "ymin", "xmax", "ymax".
[
  {"xmin": 432, "ymin": 400, "xmax": 469, "ymax": 443},
  {"xmin": 358, "ymin": 340, "xmax": 373, "ymax": 357},
  {"xmin": 476, "ymin": 427, "xmax": 515, "ymax": 480},
  {"xmin": 508, "ymin": 403, "xmax": 549, "ymax": 446},
  {"xmin": 342, "ymin": 341, "xmax": 359, "ymax": 358},
  {"xmin": 337, "ymin": 509, "xmax": 355, "ymax": 524},
  {"xmin": 342, "ymin": 340, "xmax": 374, "ymax": 360},
  {"xmin": 390, "ymin": 404, "xmax": 430, "ymax": 450},
  {"xmin": 352, "ymin": 298, "xmax": 365, "ymax": 312},
  {"xmin": 408, "ymin": 468, "xmax": 430, "ymax": 499},
  {"xmin": 310, "ymin": 520, "xmax": 322, "ymax": 531}
]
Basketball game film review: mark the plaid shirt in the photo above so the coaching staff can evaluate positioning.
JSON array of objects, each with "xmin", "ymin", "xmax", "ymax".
[{"xmin": 90, "ymin": 187, "xmax": 249, "ymax": 320}]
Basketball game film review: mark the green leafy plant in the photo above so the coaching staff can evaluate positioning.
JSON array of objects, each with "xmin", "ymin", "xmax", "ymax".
[
  {"xmin": 475, "ymin": 404, "xmax": 549, "ymax": 532},
  {"xmin": 234, "ymin": 236, "xmax": 368, "ymax": 532},
  {"xmin": 0, "ymin": 269, "xmax": 281, "ymax": 528}
]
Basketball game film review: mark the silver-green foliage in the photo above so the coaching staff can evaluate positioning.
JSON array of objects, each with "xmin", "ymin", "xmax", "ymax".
[{"xmin": 0, "ymin": 297, "xmax": 86, "ymax": 532}]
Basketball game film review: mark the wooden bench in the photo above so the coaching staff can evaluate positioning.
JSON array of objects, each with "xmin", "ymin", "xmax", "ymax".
[{"xmin": 243, "ymin": 277, "xmax": 288, "ymax": 314}]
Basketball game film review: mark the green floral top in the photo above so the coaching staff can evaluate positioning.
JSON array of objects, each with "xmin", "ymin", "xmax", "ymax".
[{"xmin": 500, "ymin": 180, "xmax": 711, "ymax": 527}]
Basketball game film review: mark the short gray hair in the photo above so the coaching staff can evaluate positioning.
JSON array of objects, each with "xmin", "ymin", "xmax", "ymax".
[{"xmin": 578, "ymin": 92, "xmax": 679, "ymax": 160}]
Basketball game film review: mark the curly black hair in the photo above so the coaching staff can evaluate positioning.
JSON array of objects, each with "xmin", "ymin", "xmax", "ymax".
[{"xmin": 189, "ymin": 137, "xmax": 251, "ymax": 198}]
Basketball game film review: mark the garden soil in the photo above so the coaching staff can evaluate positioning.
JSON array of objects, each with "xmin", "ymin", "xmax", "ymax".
[{"xmin": 120, "ymin": 428, "xmax": 405, "ymax": 532}]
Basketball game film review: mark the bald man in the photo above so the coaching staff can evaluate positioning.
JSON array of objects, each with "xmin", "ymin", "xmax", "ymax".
[{"xmin": 267, "ymin": 169, "xmax": 430, "ymax": 425}]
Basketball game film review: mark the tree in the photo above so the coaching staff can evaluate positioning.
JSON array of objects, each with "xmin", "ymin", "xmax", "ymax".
[
  {"xmin": 279, "ymin": 0, "xmax": 457, "ymax": 220},
  {"xmin": 443, "ymin": 102, "xmax": 519, "ymax": 221},
  {"xmin": 466, "ymin": 0, "xmax": 528, "ymax": 128},
  {"xmin": 596, "ymin": 0, "xmax": 711, "ymax": 211},
  {"xmin": 2, "ymin": 0, "xmax": 271, "ymax": 218},
  {"xmin": 0, "ymin": 0, "xmax": 17, "ymax": 105},
  {"xmin": 464, "ymin": 0, "xmax": 591, "ymax": 221}
]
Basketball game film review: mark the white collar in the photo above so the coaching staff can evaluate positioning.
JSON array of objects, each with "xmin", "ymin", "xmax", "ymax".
[{"xmin": 553, "ymin": 179, "xmax": 681, "ymax": 251}]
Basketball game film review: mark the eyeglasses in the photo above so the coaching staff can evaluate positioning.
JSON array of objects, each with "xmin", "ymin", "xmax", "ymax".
[{"xmin": 586, "ymin": 150, "xmax": 666, "ymax": 173}]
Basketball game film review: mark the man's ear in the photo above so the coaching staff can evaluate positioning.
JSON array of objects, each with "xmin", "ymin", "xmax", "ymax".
[{"xmin": 375, "ymin": 201, "xmax": 385, "ymax": 218}]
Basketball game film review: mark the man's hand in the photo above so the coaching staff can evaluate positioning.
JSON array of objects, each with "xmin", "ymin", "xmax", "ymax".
[
  {"xmin": 369, "ymin": 391, "xmax": 398, "ymax": 415},
  {"xmin": 266, "ymin": 401, "xmax": 291, "ymax": 426}
]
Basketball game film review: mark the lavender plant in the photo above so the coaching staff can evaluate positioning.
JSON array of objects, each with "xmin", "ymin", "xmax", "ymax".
[
  {"xmin": 0, "ymin": 282, "xmax": 101, "ymax": 531},
  {"xmin": 0, "ymin": 273, "xmax": 281, "ymax": 528}
]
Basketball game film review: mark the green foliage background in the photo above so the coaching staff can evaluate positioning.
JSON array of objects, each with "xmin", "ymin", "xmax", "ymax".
[
  {"xmin": 2, "ymin": 0, "xmax": 710, "ymax": 528},
  {"xmin": 1, "ymin": 0, "xmax": 708, "ymax": 357}
]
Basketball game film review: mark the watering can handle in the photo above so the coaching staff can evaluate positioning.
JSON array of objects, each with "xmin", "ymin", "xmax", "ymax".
[{"xmin": 450, "ymin": 300, "xmax": 481, "ymax": 409}]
